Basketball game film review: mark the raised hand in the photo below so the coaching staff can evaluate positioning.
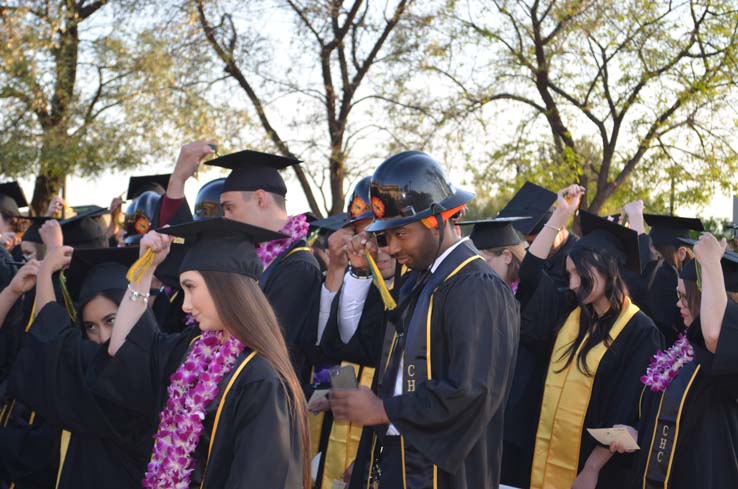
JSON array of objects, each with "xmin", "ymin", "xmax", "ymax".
[
  {"xmin": 9, "ymin": 259, "xmax": 41, "ymax": 295},
  {"xmin": 39, "ymin": 219, "xmax": 64, "ymax": 249},
  {"xmin": 693, "ymin": 233, "xmax": 727, "ymax": 268},
  {"xmin": 140, "ymin": 230, "xmax": 173, "ymax": 266}
]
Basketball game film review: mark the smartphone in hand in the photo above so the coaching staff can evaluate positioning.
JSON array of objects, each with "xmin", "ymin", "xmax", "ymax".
[{"xmin": 329, "ymin": 365, "xmax": 358, "ymax": 390}]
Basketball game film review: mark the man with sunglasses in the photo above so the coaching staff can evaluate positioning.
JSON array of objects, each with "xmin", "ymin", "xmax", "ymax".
[{"xmin": 329, "ymin": 151, "xmax": 520, "ymax": 489}]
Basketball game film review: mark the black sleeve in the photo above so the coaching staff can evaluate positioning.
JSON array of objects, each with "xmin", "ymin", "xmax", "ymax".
[
  {"xmin": 703, "ymin": 301, "xmax": 738, "ymax": 401},
  {"xmin": 92, "ymin": 312, "xmax": 194, "ymax": 416},
  {"xmin": 7, "ymin": 303, "xmax": 152, "ymax": 442},
  {"xmin": 586, "ymin": 314, "xmax": 663, "ymax": 435},
  {"xmin": 516, "ymin": 252, "xmax": 576, "ymax": 350},
  {"xmin": 383, "ymin": 273, "xmax": 519, "ymax": 473}
]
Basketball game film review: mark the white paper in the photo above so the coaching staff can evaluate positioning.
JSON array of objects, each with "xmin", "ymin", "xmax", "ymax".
[
  {"xmin": 587, "ymin": 426, "xmax": 640, "ymax": 450},
  {"xmin": 308, "ymin": 388, "xmax": 330, "ymax": 405}
]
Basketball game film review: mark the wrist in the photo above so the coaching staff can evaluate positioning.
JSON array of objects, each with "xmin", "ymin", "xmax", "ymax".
[
  {"xmin": 549, "ymin": 209, "xmax": 570, "ymax": 229},
  {"xmin": 3, "ymin": 286, "xmax": 21, "ymax": 300}
]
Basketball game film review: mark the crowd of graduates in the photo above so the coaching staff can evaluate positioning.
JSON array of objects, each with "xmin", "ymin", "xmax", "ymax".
[{"xmin": 0, "ymin": 140, "xmax": 736, "ymax": 489}]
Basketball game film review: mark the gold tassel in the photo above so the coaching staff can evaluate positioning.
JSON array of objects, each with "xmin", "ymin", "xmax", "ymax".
[
  {"xmin": 58, "ymin": 270, "xmax": 77, "ymax": 322},
  {"xmin": 307, "ymin": 230, "xmax": 319, "ymax": 247},
  {"xmin": 365, "ymin": 251, "xmax": 396, "ymax": 311},
  {"xmin": 126, "ymin": 249, "xmax": 156, "ymax": 284},
  {"xmin": 696, "ymin": 260, "xmax": 702, "ymax": 292}
]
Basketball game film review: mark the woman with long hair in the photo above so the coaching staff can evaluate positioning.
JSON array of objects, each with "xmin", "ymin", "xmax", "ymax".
[
  {"xmin": 102, "ymin": 218, "xmax": 310, "ymax": 489},
  {"xmin": 615, "ymin": 234, "xmax": 738, "ymax": 489},
  {"xmin": 516, "ymin": 185, "xmax": 663, "ymax": 489}
]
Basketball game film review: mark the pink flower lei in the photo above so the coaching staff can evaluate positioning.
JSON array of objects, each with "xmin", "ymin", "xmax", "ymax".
[
  {"xmin": 143, "ymin": 330, "xmax": 245, "ymax": 489},
  {"xmin": 641, "ymin": 333, "xmax": 695, "ymax": 392},
  {"xmin": 256, "ymin": 214, "xmax": 309, "ymax": 268}
]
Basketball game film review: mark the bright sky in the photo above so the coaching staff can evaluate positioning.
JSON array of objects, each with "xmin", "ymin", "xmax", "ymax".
[{"xmin": 12, "ymin": 158, "xmax": 736, "ymax": 224}]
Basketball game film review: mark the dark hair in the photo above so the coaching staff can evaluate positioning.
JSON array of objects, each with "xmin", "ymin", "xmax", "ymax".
[
  {"xmin": 653, "ymin": 244, "xmax": 694, "ymax": 271},
  {"xmin": 78, "ymin": 289, "xmax": 125, "ymax": 336},
  {"xmin": 556, "ymin": 247, "xmax": 629, "ymax": 376},
  {"xmin": 200, "ymin": 271, "xmax": 311, "ymax": 489}
]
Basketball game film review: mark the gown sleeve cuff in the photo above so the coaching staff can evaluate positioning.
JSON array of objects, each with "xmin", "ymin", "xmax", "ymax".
[
  {"xmin": 158, "ymin": 195, "xmax": 186, "ymax": 226},
  {"xmin": 711, "ymin": 301, "xmax": 738, "ymax": 375}
]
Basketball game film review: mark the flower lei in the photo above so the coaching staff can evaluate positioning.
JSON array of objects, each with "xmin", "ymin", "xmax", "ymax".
[
  {"xmin": 640, "ymin": 333, "xmax": 695, "ymax": 392},
  {"xmin": 143, "ymin": 330, "xmax": 245, "ymax": 489},
  {"xmin": 256, "ymin": 214, "xmax": 309, "ymax": 268}
]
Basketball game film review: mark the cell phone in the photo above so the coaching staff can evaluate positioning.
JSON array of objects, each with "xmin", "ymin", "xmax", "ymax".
[{"xmin": 329, "ymin": 365, "xmax": 358, "ymax": 390}]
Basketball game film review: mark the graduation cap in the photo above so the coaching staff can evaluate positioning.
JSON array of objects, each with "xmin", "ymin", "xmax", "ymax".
[
  {"xmin": 497, "ymin": 181, "xmax": 557, "ymax": 236},
  {"xmin": 457, "ymin": 217, "xmax": 528, "ymax": 250},
  {"xmin": 60, "ymin": 206, "xmax": 109, "ymax": 249},
  {"xmin": 677, "ymin": 238, "xmax": 738, "ymax": 292},
  {"xmin": 572, "ymin": 210, "xmax": 641, "ymax": 273},
  {"xmin": 309, "ymin": 212, "xmax": 349, "ymax": 233},
  {"xmin": 66, "ymin": 247, "xmax": 140, "ymax": 307},
  {"xmin": 127, "ymin": 174, "xmax": 170, "ymax": 200},
  {"xmin": 205, "ymin": 150, "xmax": 300, "ymax": 196},
  {"xmin": 155, "ymin": 217, "xmax": 287, "ymax": 280},
  {"xmin": 0, "ymin": 181, "xmax": 28, "ymax": 216},
  {"xmin": 20, "ymin": 217, "xmax": 53, "ymax": 244},
  {"xmin": 644, "ymin": 214, "xmax": 704, "ymax": 247}
]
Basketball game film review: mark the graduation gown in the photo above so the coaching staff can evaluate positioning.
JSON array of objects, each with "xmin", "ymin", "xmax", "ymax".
[
  {"xmin": 631, "ymin": 301, "xmax": 738, "ymax": 489},
  {"xmin": 375, "ymin": 241, "xmax": 519, "ymax": 489},
  {"xmin": 7, "ymin": 302, "xmax": 156, "ymax": 489},
  {"xmin": 518, "ymin": 252, "xmax": 663, "ymax": 488},
  {"xmin": 0, "ymin": 279, "xmax": 69, "ymax": 489},
  {"xmin": 310, "ymin": 283, "xmax": 391, "ymax": 489},
  {"xmin": 92, "ymin": 317, "xmax": 304, "ymax": 489},
  {"xmin": 543, "ymin": 233, "xmax": 577, "ymax": 289},
  {"xmin": 0, "ymin": 248, "xmax": 20, "ymax": 384},
  {"xmin": 260, "ymin": 240, "xmax": 322, "ymax": 384}
]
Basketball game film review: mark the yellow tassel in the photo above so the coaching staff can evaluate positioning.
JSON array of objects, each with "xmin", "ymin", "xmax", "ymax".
[
  {"xmin": 126, "ymin": 249, "xmax": 156, "ymax": 284},
  {"xmin": 696, "ymin": 260, "xmax": 702, "ymax": 292},
  {"xmin": 307, "ymin": 231, "xmax": 319, "ymax": 247},
  {"xmin": 58, "ymin": 271, "xmax": 77, "ymax": 322},
  {"xmin": 365, "ymin": 251, "xmax": 397, "ymax": 311}
]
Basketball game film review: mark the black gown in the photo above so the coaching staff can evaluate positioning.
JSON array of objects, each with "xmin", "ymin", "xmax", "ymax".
[
  {"xmin": 370, "ymin": 241, "xmax": 520, "ymax": 489},
  {"xmin": 260, "ymin": 240, "xmax": 322, "ymax": 384},
  {"xmin": 631, "ymin": 301, "xmax": 738, "ymax": 489},
  {"xmin": 7, "ymin": 303, "xmax": 156, "ymax": 489},
  {"xmin": 0, "ymin": 279, "xmax": 67, "ymax": 489},
  {"xmin": 92, "ymin": 316, "xmax": 304, "ymax": 489},
  {"xmin": 314, "ymin": 283, "xmax": 391, "ymax": 489},
  {"xmin": 517, "ymin": 252, "xmax": 664, "ymax": 488}
]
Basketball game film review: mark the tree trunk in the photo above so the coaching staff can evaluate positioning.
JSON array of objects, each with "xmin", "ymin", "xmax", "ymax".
[{"xmin": 30, "ymin": 173, "xmax": 64, "ymax": 217}]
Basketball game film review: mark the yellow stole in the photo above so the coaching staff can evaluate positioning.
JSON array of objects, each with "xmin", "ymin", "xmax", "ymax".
[
  {"xmin": 320, "ymin": 362, "xmax": 375, "ymax": 487},
  {"xmin": 530, "ymin": 298, "xmax": 639, "ymax": 489}
]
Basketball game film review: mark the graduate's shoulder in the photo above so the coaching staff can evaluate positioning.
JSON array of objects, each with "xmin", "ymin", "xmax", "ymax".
[
  {"xmin": 230, "ymin": 352, "xmax": 287, "ymax": 390},
  {"xmin": 438, "ymin": 256, "xmax": 511, "ymax": 297}
]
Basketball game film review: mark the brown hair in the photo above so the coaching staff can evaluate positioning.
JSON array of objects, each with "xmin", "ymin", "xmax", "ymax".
[
  {"xmin": 482, "ymin": 243, "xmax": 527, "ymax": 283},
  {"xmin": 201, "ymin": 271, "xmax": 311, "ymax": 489},
  {"xmin": 684, "ymin": 278, "xmax": 738, "ymax": 325}
]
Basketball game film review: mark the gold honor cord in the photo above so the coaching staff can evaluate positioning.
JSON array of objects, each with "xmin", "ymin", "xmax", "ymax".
[
  {"xmin": 58, "ymin": 270, "xmax": 77, "ymax": 322},
  {"xmin": 365, "ymin": 251, "xmax": 396, "ymax": 311},
  {"xmin": 127, "ymin": 248, "xmax": 157, "ymax": 284}
]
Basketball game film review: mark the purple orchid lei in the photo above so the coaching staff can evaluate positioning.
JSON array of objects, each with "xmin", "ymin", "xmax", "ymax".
[
  {"xmin": 641, "ymin": 333, "xmax": 695, "ymax": 392},
  {"xmin": 142, "ymin": 330, "xmax": 245, "ymax": 489},
  {"xmin": 256, "ymin": 214, "xmax": 309, "ymax": 268}
]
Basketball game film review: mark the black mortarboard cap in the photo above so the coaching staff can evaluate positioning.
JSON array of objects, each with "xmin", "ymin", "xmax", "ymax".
[
  {"xmin": 497, "ymin": 182, "xmax": 557, "ymax": 236},
  {"xmin": 0, "ymin": 181, "xmax": 28, "ymax": 215},
  {"xmin": 20, "ymin": 217, "xmax": 53, "ymax": 244},
  {"xmin": 127, "ymin": 174, "xmax": 170, "ymax": 200},
  {"xmin": 60, "ymin": 206, "xmax": 109, "ymax": 249},
  {"xmin": 572, "ymin": 210, "xmax": 641, "ymax": 273},
  {"xmin": 309, "ymin": 212, "xmax": 349, "ymax": 233},
  {"xmin": 644, "ymin": 214, "xmax": 704, "ymax": 247},
  {"xmin": 205, "ymin": 150, "xmax": 300, "ymax": 196},
  {"xmin": 156, "ymin": 217, "xmax": 287, "ymax": 280},
  {"xmin": 457, "ymin": 217, "xmax": 528, "ymax": 250},
  {"xmin": 66, "ymin": 247, "xmax": 139, "ymax": 307},
  {"xmin": 677, "ymin": 238, "xmax": 738, "ymax": 292}
]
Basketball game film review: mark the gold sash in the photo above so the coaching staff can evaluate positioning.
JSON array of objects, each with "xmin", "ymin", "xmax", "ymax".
[
  {"xmin": 530, "ymin": 298, "xmax": 639, "ymax": 489},
  {"xmin": 320, "ymin": 363, "xmax": 375, "ymax": 487}
]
